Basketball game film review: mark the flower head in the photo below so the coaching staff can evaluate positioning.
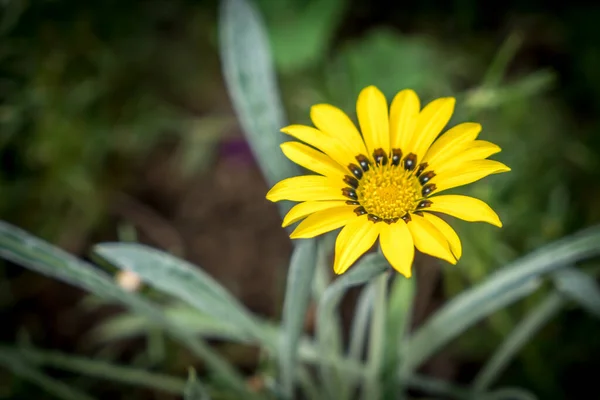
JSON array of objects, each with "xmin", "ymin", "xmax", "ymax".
[{"xmin": 267, "ymin": 86, "xmax": 510, "ymax": 277}]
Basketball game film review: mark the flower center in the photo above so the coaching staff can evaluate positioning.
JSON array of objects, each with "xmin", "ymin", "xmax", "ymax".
[{"xmin": 356, "ymin": 164, "xmax": 421, "ymax": 220}]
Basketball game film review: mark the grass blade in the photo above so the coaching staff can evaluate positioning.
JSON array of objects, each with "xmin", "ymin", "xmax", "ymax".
[
  {"xmin": 472, "ymin": 292, "xmax": 564, "ymax": 391},
  {"xmin": 552, "ymin": 267, "xmax": 600, "ymax": 318},
  {"xmin": 219, "ymin": 0, "xmax": 299, "ymax": 209},
  {"xmin": 0, "ymin": 351, "xmax": 96, "ymax": 400},
  {"xmin": 279, "ymin": 239, "xmax": 318, "ymax": 398},
  {"xmin": 93, "ymin": 243, "xmax": 264, "ymax": 345},
  {"xmin": 0, "ymin": 222, "xmax": 253, "ymax": 398},
  {"xmin": 403, "ymin": 226, "xmax": 600, "ymax": 371}
]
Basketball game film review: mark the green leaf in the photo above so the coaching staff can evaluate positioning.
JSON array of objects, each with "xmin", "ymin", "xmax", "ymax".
[
  {"xmin": 407, "ymin": 278, "xmax": 541, "ymax": 374},
  {"xmin": 472, "ymin": 292, "xmax": 564, "ymax": 392},
  {"xmin": 316, "ymin": 252, "xmax": 388, "ymax": 397},
  {"xmin": 403, "ymin": 226, "xmax": 600, "ymax": 372},
  {"xmin": 295, "ymin": 365, "xmax": 321, "ymax": 400},
  {"xmin": 93, "ymin": 243, "xmax": 265, "ymax": 346},
  {"xmin": 362, "ymin": 271, "xmax": 389, "ymax": 400},
  {"xmin": 89, "ymin": 305, "xmax": 251, "ymax": 344},
  {"xmin": 279, "ymin": 239, "xmax": 318, "ymax": 398},
  {"xmin": 480, "ymin": 32, "xmax": 523, "ymax": 89},
  {"xmin": 0, "ymin": 350, "xmax": 96, "ymax": 400},
  {"xmin": 383, "ymin": 274, "xmax": 415, "ymax": 397},
  {"xmin": 348, "ymin": 283, "xmax": 375, "ymax": 362},
  {"xmin": 184, "ymin": 368, "xmax": 211, "ymax": 400},
  {"xmin": 552, "ymin": 267, "xmax": 600, "ymax": 318},
  {"xmin": 317, "ymin": 253, "xmax": 388, "ymax": 343},
  {"xmin": 480, "ymin": 388, "xmax": 538, "ymax": 400},
  {"xmin": 0, "ymin": 222, "xmax": 253, "ymax": 398},
  {"xmin": 405, "ymin": 374, "xmax": 471, "ymax": 399},
  {"xmin": 1, "ymin": 346, "xmax": 186, "ymax": 395},
  {"xmin": 219, "ymin": 0, "xmax": 299, "ymax": 213},
  {"xmin": 406, "ymin": 374, "xmax": 537, "ymax": 400},
  {"xmin": 344, "ymin": 283, "xmax": 375, "ymax": 399}
]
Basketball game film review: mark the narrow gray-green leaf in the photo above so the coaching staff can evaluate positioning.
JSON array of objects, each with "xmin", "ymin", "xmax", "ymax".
[
  {"xmin": 184, "ymin": 368, "xmax": 211, "ymax": 400},
  {"xmin": 0, "ymin": 350, "xmax": 96, "ymax": 400},
  {"xmin": 0, "ymin": 222, "xmax": 253, "ymax": 398},
  {"xmin": 481, "ymin": 32, "xmax": 523, "ymax": 88},
  {"xmin": 93, "ymin": 243, "xmax": 264, "ymax": 345},
  {"xmin": 406, "ymin": 375, "xmax": 537, "ymax": 400},
  {"xmin": 279, "ymin": 239, "xmax": 317, "ymax": 398},
  {"xmin": 89, "ymin": 305, "xmax": 251, "ymax": 344},
  {"xmin": 404, "ymin": 277, "xmax": 541, "ymax": 373},
  {"xmin": 384, "ymin": 274, "xmax": 415, "ymax": 397},
  {"xmin": 552, "ymin": 267, "xmax": 600, "ymax": 318},
  {"xmin": 388, "ymin": 274, "xmax": 416, "ymax": 348},
  {"xmin": 219, "ymin": 0, "xmax": 299, "ymax": 205},
  {"xmin": 472, "ymin": 292, "xmax": 564, "ymax": 391},
  {"xmin": 296, "ymin": 365, "xmax": 321, "ymax": 400},
  {"xmin": 403, "ymin": 225, "xmax": 600, "ymax": 371},
  {"xmin": 405, "ymin": 374, "xmax": 470, "ymax": 399},
  {"xmin": 317, "ymin": 253, "xmax": 388, "ymax": 344},
  {"xmin": 480, "ymin": 387, "xmax": 538, "ymax": 400},
  {"xmin": 342, "ymin": 283, "xmax": 377, "ymax": 400},
  {"xmin": 348, "ymin": 284, "xmax": 376, "ymax": 362},
  {"xmin": 362, "ymin": 271, "xmax": 389, "ymax": 400},
  {"xmin": 2, "ymin": 346, "xmax": 186, "ymax": 395},
  {"xmin": 316, "ymin": 253, "xmax": 388, "ymax": 398}
]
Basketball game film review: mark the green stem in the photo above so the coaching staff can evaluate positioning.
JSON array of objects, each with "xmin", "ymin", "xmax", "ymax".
[{"xmin": 362, "ymin": 271, "xmax": 389, "ymax": 400}]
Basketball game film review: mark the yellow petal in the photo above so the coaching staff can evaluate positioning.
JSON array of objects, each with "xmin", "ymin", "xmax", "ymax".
[
  {"xmin": 280, "ymin": 142, "xmax": 348, "ymax": 178},
  {"xmin": 290, "ymin": 206, "xmax": 358, "ymax": 239},
  {"xmin": 356, "ymin": 85, "xmax": 390, "ymax": 156},
  {"xmin": 390, "ymin": 89, "xmax": 420, "ymax": 152},
  {"xmin": 409, "ymin": 97, "xmax": 456, "ymax": 162},
  {"xmin": 281, "ymin": 125, "xmax": 355, "ymax": 167},
  {"xmin": 310, "ymin": 104, "xmax": 368, "ymax": 157},
  {"xmin": 426, "ymin": 195, "xmax": 502, "ymax": 227},
  {"xmin": 282, "ymin": 200, "xmax": 349, "ymax": 227},
  {"xmin": 379, "ymin": 221, "xmax": 414, "ymax": 278},
  {"xmin": 421, "ymin": 213, "xmax": 462, "ymax": 260},
  {"xmin": 266, "ymin": 175, "xmax": 347, "ymax": 202},
  {"xmin": 407, "ymin": 214, "xmax": 456, "ymax": 264},
  {"xmin": 423, "ymin": 122, "xmax": 482, "ymax": 168},
  {"xmin": 431, "ymin": 160, "xmax": 510, "ymax": 194},
  {"xmin": 434, "ymin": 141, "xmax": 501, "ymax": 174},
  {"xmin": 333, "ymin": 216, "xmax": 380, "ymax": 274}
]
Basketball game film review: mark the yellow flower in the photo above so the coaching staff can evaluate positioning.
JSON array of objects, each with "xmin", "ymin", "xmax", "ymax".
[{"xmin": 267, "ymin": 86, "xmax": 510, "ymax": 277}]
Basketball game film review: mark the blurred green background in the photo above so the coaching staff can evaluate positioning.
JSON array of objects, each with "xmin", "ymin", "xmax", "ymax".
[{"xmin": 1, "ymin": 0, "xmax": 599, "ymax": 399}]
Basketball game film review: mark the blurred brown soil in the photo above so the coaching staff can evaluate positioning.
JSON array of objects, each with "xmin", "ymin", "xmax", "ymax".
[{"xmin": 116, "ymin": 137, "xmax": 292, "ymax": 318}]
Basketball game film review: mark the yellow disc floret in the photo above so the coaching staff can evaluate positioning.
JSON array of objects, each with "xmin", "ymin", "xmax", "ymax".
[{"xmin": 356, "ymin": 164, "xmax": 421, "ymax": 220}]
